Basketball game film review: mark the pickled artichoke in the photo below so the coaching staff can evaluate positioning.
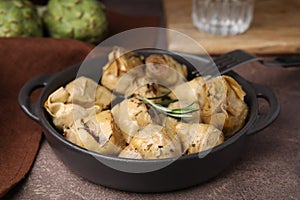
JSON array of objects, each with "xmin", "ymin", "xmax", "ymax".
[
  {"xmin": 43, "ymin": 0, "xmax": 108, "ymax": 44},
  {"xmin": 0, "ymin": 0, "xmax": 43, "ymax": 37}
]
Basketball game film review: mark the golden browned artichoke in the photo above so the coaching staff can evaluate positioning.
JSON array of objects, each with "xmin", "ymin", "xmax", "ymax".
[
  {"xmin": 111, "ymin": 97, "xmax": 153, "ymax": 144},
  {"xmin": 202, "ymin": 76, "xmax": 248, "ymax": 137},
  {"xmin": 115, "ymin": 76, "xmax": 163, "ymax": 99},
  {"xmin": 169, "ymin": 75, "xmax": 248, "ymax": 137},
  {"xmin": 145, "ymin": 54, "xmax": 188, "ymax": 86},
  {"xmin": 46, "ymin": 103, "xmax": 100, "ymax": 130},
  {"xmin": 65, "ymin": 76, "xmax": 114, "ymax": 109},
  {"xmin": 175, "ymin": 122, "xmax": 224, "ymax": 155},
  {"xmin": 222, "ymin": 76, "xmax": 248, "ymax": 137},
  {"xmin": 64, "ymin": 110, "xmax": 125, "ymax": 155},
  {"xmin": 101, "ymin": 47, "xmax": 144, "ymax": 91},
  {"xmin": 169, "ymin": 76, "xmax": 206, "ymax": 106},
  {"xmin": 201, "ymin": 76, "xmax": 228, "ymax": 130},
  {"xmin": 118, "ymin": 124, "xmax": 182, "ymax": 159},
  {"xmin": 44, "ymin": 87, "xmax": 101, "ymax": 129},
  {"xmin": 44, "ymin": 76, "xmax": 114, "ymax": 129}
]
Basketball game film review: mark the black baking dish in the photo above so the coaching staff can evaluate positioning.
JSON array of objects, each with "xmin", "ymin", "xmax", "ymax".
[{"xmin": 18, "ymin": 49, "xmax": 280, "ymax": 192}]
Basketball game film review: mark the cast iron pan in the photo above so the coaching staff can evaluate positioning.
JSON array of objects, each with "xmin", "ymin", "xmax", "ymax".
[{"xmin": 18, "ymin": 49, "xmax": 280, "ymax": 192}]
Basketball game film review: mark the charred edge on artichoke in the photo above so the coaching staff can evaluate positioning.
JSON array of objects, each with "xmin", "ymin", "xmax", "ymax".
[{"xmin": 80, "ymin": 119, "xmax": 108, "ymax": 146}]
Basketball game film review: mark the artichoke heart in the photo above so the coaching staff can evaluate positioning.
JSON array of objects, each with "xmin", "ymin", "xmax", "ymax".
[
  {"xmin": 44, "ymin": 76, "xmax": 114, "ymax": 129},
  {"xmin": 175, "ymin": 122, "xmax": 224, "ymax": 155},
  {"xmin": 119, "ymin": 124, "xmax": 182, "ymax": 159},
  {"xmin": 101, "ymin": 47, "xmax": 144, "ymax": 92},
  {"xmin": 111, "ymin": 97, "xmax": 152, "ymax": 144},
  {"xmin": 222, "ymin": 76, "xmax": 248, "ymax": 137},
  {"xmin": 64, "ymin": 110, "xmax": 126, "ymax": 155},
  {"xmin": 169, "ymin": 75, "xmax": 248, "ymax": 137},
  {"xmin": 65, "ymin": 76, "xmax": 114, "ymax": 109},
  {"xmin": 145, "ymin": 54, "xmax": 188, "ymax": 86}
]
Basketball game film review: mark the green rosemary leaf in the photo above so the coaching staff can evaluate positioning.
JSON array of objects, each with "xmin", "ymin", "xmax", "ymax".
[
  {"xmin": 154, "ymin": 99, "xmax": 178, "ymax": 105},
  {"xmin": 146, "ymin": 91, "xmax": 171, "ymax": 99},
  {"xmin": 170, "ymin": 108, "xmax": 199, "ymax": 114},
  {"xmin": 163, "ymin": 112, "xmax": 193, "ymax": 118},
  {"xmin": 138, "ymin": 95, "xmax": 198, "ymax": 118},
  {"xmin": 171, "ymin": 102, "xmax": 195, "ymax": 111},
  {"xmin": 140, "ymin": 96, "xmax": 173, "ymax": 112}
]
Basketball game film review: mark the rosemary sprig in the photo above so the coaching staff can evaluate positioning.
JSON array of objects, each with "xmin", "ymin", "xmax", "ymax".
[
  {"xmin": 138, "ymin": 94, "xmax": 198, "ymax": 118},
  {"xmin": 146, "ymin": 91, "xmax": 172, "ymax": 99},
  {"xmin": 140, "ymin": 97, "xmax": 173, "ymax": 113},
  {"xmin": 154, "ymin": 99, "xmax": 178, "ymax": 105}
]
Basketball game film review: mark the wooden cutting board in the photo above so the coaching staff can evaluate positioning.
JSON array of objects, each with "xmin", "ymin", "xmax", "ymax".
[{"xmin": 163, "ymin": 0, "xmax": 300, "ymax": 55}]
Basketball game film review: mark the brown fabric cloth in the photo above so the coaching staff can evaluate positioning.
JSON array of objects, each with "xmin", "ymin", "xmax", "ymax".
[
  {"xmin": 0, "ymin": 38, "xmax": 93, "ymax": 198},
  {"xmin": 0, "ymin": 1, "xmax": 162, "ymax": 197}
]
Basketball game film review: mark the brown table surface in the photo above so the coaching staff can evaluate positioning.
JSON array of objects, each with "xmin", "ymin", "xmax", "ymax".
[{"xmin": 4, "ymin": 1, "xmax": 300, "ymax": 199}]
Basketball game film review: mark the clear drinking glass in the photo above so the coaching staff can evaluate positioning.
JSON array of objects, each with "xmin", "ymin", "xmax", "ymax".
[{"xmin": 192, "ymin": 0, "xmax": 254, "ymax": 36}]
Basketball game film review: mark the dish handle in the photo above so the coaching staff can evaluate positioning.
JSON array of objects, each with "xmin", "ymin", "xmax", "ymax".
[
  {"xmin": 18, "ymin": 74, "xmax": 52, "ymax": 123},
  {"xmin": 247, "ymin": 82, "xmax": 280, "ymax": 135}
]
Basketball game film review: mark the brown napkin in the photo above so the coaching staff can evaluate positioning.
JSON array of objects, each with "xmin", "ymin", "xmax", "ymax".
[{"xmin": 0, "ymin": 38, "xmax": 93, "ymax": 198}]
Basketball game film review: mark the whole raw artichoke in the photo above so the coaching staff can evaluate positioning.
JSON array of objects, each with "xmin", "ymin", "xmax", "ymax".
[
  {"xmin": 0, "ymin": 0, "xmax": 43, "ymax": 37},
  {"xmin": 43, "ymin": 0, "xmax": 108, "ymax": 44}
]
